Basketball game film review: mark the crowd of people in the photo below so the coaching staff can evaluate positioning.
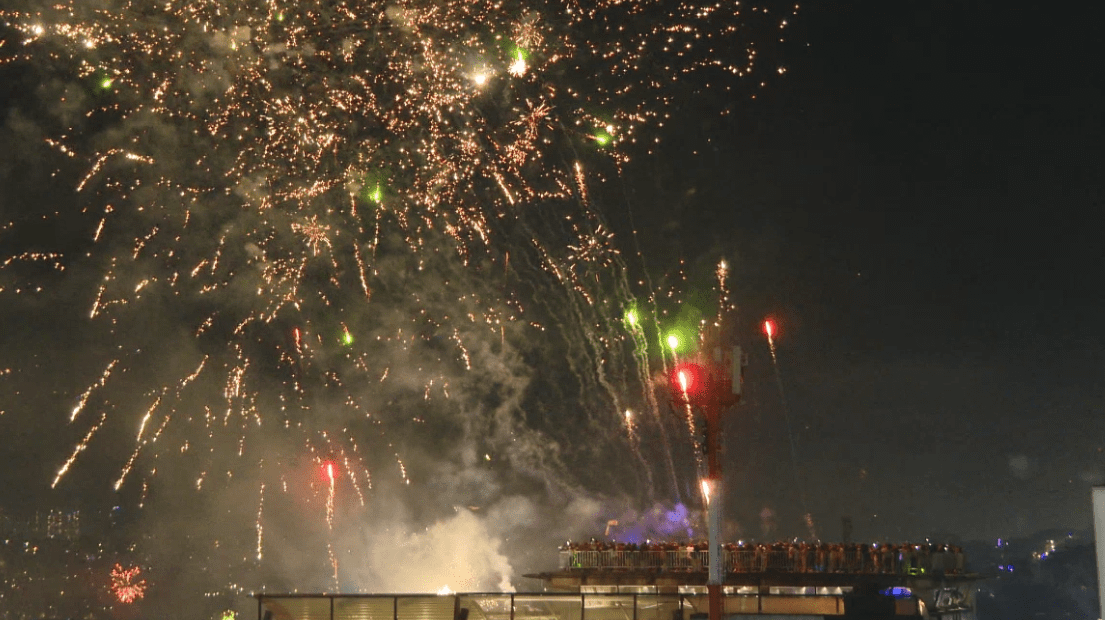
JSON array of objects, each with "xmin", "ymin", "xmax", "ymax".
[{"xmin": 559, "ymin": 540, "xmax": 967, "ymax": 576}]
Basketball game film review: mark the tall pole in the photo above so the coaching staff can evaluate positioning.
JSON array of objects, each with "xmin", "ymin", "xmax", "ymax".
[
  {"xmin": 1092, "ymin": 487, "xmax": 1105, "ymax": 620},
  {"xmin": 704, "ymin": 343, "xmax": 740, "ymax": 620},
  {"xmin": 705, "ymin": 401, "xmax": 724, "ymax": 620},
  {"xmin": 671, "ymin": 332, "xmax": 741, "ymax": 620}
]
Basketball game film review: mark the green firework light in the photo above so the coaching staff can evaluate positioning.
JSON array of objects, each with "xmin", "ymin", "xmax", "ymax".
[
  {"xmin": 591, "ymin": 116, "xmax": 616, "ymax": 146},
  {"xmin": 356, "ymin": 180, "xmax": 384, "ymax": 204},
  {"xmin": 496, "ymin": 36, "xmax": 527, "ymax": 61},
  {"xmin": 665, "ymin": 324, "xmax": 699, "ymax": 354},
  {"xmin": 354, "ymin": 170, "xmax": 388, "ymax": 204},
  {"xmin": 341, "ymin": 330, "xmax": 354, "ymax": 346},
  {"xmin": 666, "ymin": 333, "xmax": 680, "ymax": 351},
  {"xmin": 624, "ymin": 308, "xmax": 638, "ymax": 328}
]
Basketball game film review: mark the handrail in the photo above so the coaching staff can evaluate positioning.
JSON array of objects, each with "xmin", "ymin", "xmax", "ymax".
[
  {"xmin": 256, "ymin": 590, "xmax": 852, "ymax": 620},
  {"xmin": 557, "ymin": 544, "xmax": 966, "ymax": 575}
]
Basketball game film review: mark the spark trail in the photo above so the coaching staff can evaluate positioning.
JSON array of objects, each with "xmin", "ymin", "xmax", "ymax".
[
  {"xmin": 325, "ymin": 460, "xmax": 339, "ymax": 590},
  {"xmin": 764, "ymin": 318, "xmax": 815, "ymax": 540}
]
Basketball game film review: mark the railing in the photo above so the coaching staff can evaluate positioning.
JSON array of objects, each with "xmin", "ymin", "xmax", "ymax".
[
  {"xmin": 256, "ymin": 590, "xmax": 850, "ymax": 620},
  {"xmin": 558, "ymin": 546, "xmax": 966, "ymax": 576}
]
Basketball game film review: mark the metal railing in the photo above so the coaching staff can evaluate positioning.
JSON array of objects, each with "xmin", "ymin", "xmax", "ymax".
[
  {"xmin": 558, "ymin": 546, "xmax": 966, "ymax": 576},
  {"xmin": 256, "ymin": 590, "xmax": 850, "ymax": 620}
]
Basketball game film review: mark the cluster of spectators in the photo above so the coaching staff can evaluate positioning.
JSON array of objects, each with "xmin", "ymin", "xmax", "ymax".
[{"xmin": 559, "ymin": 540, "xmax": 966, "ymax": 576}]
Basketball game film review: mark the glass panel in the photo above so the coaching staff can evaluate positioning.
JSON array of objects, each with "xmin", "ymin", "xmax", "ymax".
[
  {"xmin": 256, "ymin": 591, "xmax": 854, "ymax": 620},
  {"xmin": 334, "ymin": 597, "xmax": 396, "ymax": 620},
  {"xmin": 262, "ymin": 596, "xmax": 334, "ymax": 620},
  {"xmin": 397, "ymin": 596, "xmax": 454, "ymax": 620},
  {"xmin": 634, "ymin": 595, "xmax": 679, "ymax": 620},
  {"xmin": 677, "ymin": 595, "xmax": 707, "ymax": 620},
  {"xmin": 458, "ymin": 594, "xmax": 512, "ymax": 620},
  {"xmin": 513, "ymin": 594, "xmax": 582, "ymax": 620},
  {"xmin": 583, "ymin": 594, "xmax": 633, "ymax": 620},
  {"xmin": 723, "ymin": 596, "xmax": 759, "ymax": 614},
  {"xmin": 761, "ymin": 596, "xmax": 841, "ymax": 615}
]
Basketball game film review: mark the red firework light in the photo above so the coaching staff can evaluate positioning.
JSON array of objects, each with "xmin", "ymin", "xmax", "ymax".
[
  {"xmin": 763, "ymin": 319, "xmax": 775, "ymax": 339},
  {"xmin": 321, "ymin": 460, "xmax": 337, "ymax": 482},
  {"xmin": 110, "ymin": 563, "xmax": 147, "ymax": 604},
  {"xmin": 670, "ymin": 362, "xmax": 707, "ymax": 399}
]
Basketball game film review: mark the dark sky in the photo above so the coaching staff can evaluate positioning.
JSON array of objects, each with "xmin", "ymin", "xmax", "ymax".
[
  {"xmin": 0, "ymin": 0, "xmax": 1103, "ymax": 586},
  {"xmin": 627, "ymin": 0, "xmax": 1105, "ymax": 540}
]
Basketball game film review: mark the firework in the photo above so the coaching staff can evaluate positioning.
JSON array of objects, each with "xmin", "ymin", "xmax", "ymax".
[
  {"xmin": 762, "ymin": 316, "xmax": 815, "ymax": 539},
  {"xmin": 0, "ymin": 0, "xmax": 796, "ymax": 591},
  {"xmin": 110, "ymin": 563, "xmax": 147, "ymax": 604}
]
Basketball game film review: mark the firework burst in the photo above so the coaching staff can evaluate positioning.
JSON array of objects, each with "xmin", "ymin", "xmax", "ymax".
[
  {"xmin": 110, "ymin": 563, "xmax": 147, "ymax": 604},
  {"xmin": 0, "ymin": 0, "xmax": 795, "ymax": 592}
]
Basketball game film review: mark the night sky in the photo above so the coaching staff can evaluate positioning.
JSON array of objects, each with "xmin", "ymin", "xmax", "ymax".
[
  {"xmin": 1, "ymin": 0, "xmax": 1103, "ymax": 608},
  {"xmin": 644, "ymin": 0, "xmax": 1105, "ymax": 541}
]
